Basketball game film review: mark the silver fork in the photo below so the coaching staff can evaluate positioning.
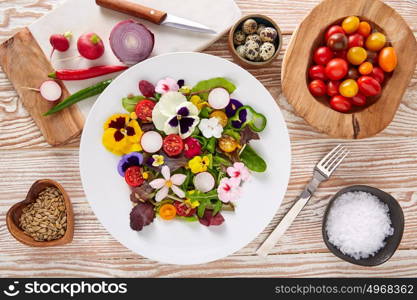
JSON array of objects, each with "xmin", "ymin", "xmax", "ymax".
[{"xmin": 256, "ymin": 144, "xmax": 349, "ymax": 257}]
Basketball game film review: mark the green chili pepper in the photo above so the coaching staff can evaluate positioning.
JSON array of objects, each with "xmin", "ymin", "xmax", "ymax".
[
  {"xmin": 43, "ymin": 79, "xmax": 112, "ymax": 116},
  {"xmin": 228, "ymin": 105, "xmax": 267, "ymax": 132}
]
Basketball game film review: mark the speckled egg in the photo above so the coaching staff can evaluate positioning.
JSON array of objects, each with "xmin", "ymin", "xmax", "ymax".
[
  {"xmin": 235, "ymin": 45, "xmax": 246, "ymax": 58},
  {"xmin": 260, "ymin": 27, "xmax": 278, "ymax": 43},
  {"xmin": 245, "ymin": 34, "xmax": 262, "ymax": 45},
  {"xmin": 242, "ymin": 18, "xmax": 257, "ymax": 34},
  {"xmin": 244, "ymin": 40, "xmax": 260, "ymax": 61},
  {"xmin": 233, "ymin": 30, "xmax": 246, "ymax": 46},
  {"xmin": 259, "ymin": 42, "xmax": 276, "ymax": 61},
  {"xmin": 256, "ymin": 24, "xmax": 266, "ymax": 35}
]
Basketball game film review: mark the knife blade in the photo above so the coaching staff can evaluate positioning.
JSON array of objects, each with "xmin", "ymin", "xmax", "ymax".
[{"xmin": 96, "ymin": 0, "xmax": 216, "ymax": 34}]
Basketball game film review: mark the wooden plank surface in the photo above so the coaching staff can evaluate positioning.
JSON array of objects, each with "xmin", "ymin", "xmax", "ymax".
[{"xmin": 1, "ymin": 0, "xmax": 417, "ymax": 277}]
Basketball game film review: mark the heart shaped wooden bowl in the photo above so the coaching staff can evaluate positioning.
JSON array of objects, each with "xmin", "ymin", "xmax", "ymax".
[
  {"xmin": 6, "ymin": 179, "xmax": 74, "ymax": 247},
  {"xmin": 281, "ymin": 0, "xmax": 417, "ymax": 139}
]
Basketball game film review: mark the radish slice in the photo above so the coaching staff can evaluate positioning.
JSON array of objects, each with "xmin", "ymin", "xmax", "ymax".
[
  {"xmin": 193, "ymin": 172, "xmax": 215, "ymax": 193},
  {"xmin": 208, "ymin": 88, "xmax": 230, "ymax": 109},
  {"xmin": 40, "ymin": 80, "xmax": 62, "ymax": 101},
  {"xmin": 140, "ymin": 131, "xmax": 163, "ymax": 153}
]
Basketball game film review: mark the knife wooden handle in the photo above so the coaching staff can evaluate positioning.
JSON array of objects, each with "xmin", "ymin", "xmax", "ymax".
[{"xmin": 96, "ymin": 0, "xmax": 167, "ymax": 24}]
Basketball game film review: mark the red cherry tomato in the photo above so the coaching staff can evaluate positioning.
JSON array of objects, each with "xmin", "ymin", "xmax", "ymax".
[
  {"xmin": 357, "ymin": 76, "xmax": 381, "ymax": 96},
  {"xmin": 135, "ymin": 99, "xmax": 155, "ymax": 123},
  {"xmin": 327, "ymin": 81, "xmax": 341, "ymax": 97},
  {"xmin": 334, "ymin": 50, "xmax": 347, "ymax": 60},
  {"xmin": 163, "ymin": 134, "xmax": 184, "ymax": 157},
  {"xmin": 330, "ymin": 95, "xmax": 352, "ymax": 112},
  {"xmin": 325, "ymin": 58, "xmax": 348, "ymax": 80},
  {"xmin": 313, "ymin": 46, "xmax": 334, "ymax": 65},
  {"xmin": 308, "ymin": 79, "xmax": 327, "ymax": 97},
  {"xmin": 125, "ymin": 166, "xmax": 144, "ymax": 187},
  {"xmin": 173, "ymin": 201, "xmax": 196, "ymax": 217},
  {"xmin": 371, "ymin": 67, "xmax": 385, "ymax": 84},
  {"xmin": 351, "ymin": 93, "xmax": 367, "ymax": 106},
  {"xmin": 309, "ymin": 65, "xmax": 327, "ymax": 81},
  {"xmin": 325, "ymin": 25, "xmax": 345, "ymax": 41},
  {"xmin": 348, "ymin": 33, "xmax": 364, "ymax": 48}
]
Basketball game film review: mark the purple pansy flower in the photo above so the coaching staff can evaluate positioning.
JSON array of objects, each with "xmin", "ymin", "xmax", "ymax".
[{"xmin": 117, "ymin": 152, "xmax": 143, "ymax": 176}]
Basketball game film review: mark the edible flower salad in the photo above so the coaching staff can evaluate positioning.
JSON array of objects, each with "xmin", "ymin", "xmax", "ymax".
[{"xmin": 102, "ymin": 77, "xmax": 267, "ymax": 231}]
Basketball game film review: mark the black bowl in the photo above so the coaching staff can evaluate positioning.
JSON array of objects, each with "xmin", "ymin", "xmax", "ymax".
[{"xmin": 322, "ymin": 185, "xmax": 404, "ymax": 266}]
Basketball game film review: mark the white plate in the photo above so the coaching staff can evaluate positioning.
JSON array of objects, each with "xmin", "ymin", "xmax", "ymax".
[{"xmin": 80, "ymin": 52, "xmax": 291, "ymax": 265}]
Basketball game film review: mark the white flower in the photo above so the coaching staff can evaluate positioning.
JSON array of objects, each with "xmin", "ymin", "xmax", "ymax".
[
  {"xmin": 198, "ymin": 117, "xmax": 223, "ymax": 139},
  {"xmin": 149, "ymin": 166, "xmax": 186, "ymax": 202},
  {"xmin": 152, "ymin": 91, "xmax": 199, "ymax": 139}
]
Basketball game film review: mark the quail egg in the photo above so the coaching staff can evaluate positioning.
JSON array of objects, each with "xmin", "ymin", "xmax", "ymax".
[
  {"xmin": 245, "ymin": 34, "xmax": 262, "ymax": 45},
  {"xmin": 257, "ymin": 24, "xmax": 266, "ymax": 35},
  {"xmin": 259, "ymin": 42, "xmax": 276, "ymax": 61},
  {"xmin": 242, "ymin": 18, "xmax": 258, "ymax": 34},
  {"xmin": 235, "ymin": 45, "xmax": 246, "ymax": 58},
  {"xmin": 233, "ymin": 30, "xmax": 246, "ymax": 46},
  {"xmin": 260, "ymin": 27, "xmax": 278, "ymax": 43},
  {"xmin": 244, "ymin": 40, "xmax": 260, "ymax": 61}
]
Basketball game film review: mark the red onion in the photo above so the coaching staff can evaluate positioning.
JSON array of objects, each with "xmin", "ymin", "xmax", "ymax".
[{"xmin": 110, "ymin": 20, "xmax": 154, "ymax": 66}]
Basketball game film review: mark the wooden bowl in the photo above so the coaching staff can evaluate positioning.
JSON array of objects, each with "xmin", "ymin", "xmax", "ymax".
[
  {"xmin": 6, "ymin": 179, "xmax": 74, "ymax": 247},
  {"xmin": 282, "ymin": 0, "xmax": 417, "ymax": 139},
  {"xmin": 322, "ymin": 185, "xmax": 404, "ymax": 266},
  {"xmin": 228, "ymin": 14, "xmax": 282, "ymax": 68}
]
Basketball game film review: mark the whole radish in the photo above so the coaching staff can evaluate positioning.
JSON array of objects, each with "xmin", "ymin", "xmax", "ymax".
[
  {"xmin": 77, "ymin": 32, "xmax": 105, "ymax": 60},
  {"xmin": 49, "ymin": 31, "xmax": 72, "ymax": 59}
]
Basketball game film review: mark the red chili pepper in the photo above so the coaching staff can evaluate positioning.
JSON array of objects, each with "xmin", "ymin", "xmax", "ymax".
[{"xmin": 48, "ymin": 65, "xmax": 128, "ymax": 80}]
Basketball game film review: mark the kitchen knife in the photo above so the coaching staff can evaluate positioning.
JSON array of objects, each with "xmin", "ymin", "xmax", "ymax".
[{"xmin": 96, "ymin": 0, "xmax": 217, "ymax": 34}]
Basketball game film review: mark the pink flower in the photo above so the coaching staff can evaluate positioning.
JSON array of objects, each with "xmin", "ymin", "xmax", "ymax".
[
  {"xmin": 149, "ymin": 166, "xmax": 186, "ymax": 202},
  {"xmin": 155, "ymin": 77, "xmax": 179, "ymax": 94},
  {"xmin": 227, "ymin": 162, "xmax": 250, "ymax": 183},
  {"xmin": 217, "ymin": 177, "xmax": 241, "ymax": 203}
]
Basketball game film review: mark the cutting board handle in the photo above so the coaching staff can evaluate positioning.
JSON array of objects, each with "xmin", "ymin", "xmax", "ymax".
[{"xmin": 96, "ymin": 0, "xmax": 167, "ymax": 24}]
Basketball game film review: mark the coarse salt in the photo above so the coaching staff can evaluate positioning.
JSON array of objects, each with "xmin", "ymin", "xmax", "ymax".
[{"xmin": 325, "ymin": 191, "xmax": 394, "ymax": 260}]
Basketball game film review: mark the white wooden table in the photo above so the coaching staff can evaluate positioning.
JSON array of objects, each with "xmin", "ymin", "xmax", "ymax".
[{"xmin": 1, "ymin": 0, "xmax": 416, "ymax": 277}]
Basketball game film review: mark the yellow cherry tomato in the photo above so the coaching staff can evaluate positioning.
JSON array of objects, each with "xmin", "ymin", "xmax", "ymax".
[
  {"xmin": 342, "ymin": 16, "xmax": 360, "ymax": 34},
  {"xmin": 339, "ymin": 79, "xmax": 358, "ymax": 97},
  {"xmin": 357, "ymin": 21, "xmax": 371, "ymax": 37},
  {"xmin": 159, "ymin": 204, "xmax": 176, "ymax": 220},
  {"xmin": 210, "ymin": 110, "xmax": 228, "ymax": 127},
  {"xmin": 378, "ymin": 47, "xmax": 397, "ymax": 72},
  {"xmin": 365, "ymin": 32, "xmax": 386, "ymax": 51},
  {"xmin": 219, "ymin": 136, "xmax": 239, "ymax": 153},
  {"xmin": 358, "ymin": 61, "xmax": 373, "ymax": 75},
  {"xmin": 347, "ymin": 47, "xmax": 367, "ymax": 65}
]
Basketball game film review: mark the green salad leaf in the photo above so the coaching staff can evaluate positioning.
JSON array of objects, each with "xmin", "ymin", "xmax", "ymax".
[
  {"xmin": 240, "ymin": 145, "xmax": 267, "ymax": 172},
  {"xmin": 191, "ymin": 77, "xmax": 236, "ymax": 100},
  {"xmin": 122, "ymin": 95, "xmax": 145, "ymax": 112}
]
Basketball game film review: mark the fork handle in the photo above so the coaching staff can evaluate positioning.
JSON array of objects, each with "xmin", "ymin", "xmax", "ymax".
[{"xmin": 256, "ymin": 190, "xmax": 312, "ymax": 257}]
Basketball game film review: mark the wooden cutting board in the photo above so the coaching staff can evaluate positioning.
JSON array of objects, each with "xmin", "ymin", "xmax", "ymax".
[{"xmin": 0, "ymin": 0, "xmax": 241, "ymax": 146}]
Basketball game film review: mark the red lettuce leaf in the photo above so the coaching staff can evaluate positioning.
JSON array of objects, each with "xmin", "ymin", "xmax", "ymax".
[
  {"xmin": 198, "ymin": 209, "xmax": 225, "ymax": 226},
  {"xmin": 130, "ymin": 202, "xmax": 155, "ymax": 231}
]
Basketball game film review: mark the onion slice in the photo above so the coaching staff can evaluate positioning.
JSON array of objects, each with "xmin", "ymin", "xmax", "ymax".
[
  {"xmin": 40, "ymin": 80, "xmax": 62, "ymax": 101},
  {"xmin": 110, "ymin": 20, "xmax": 154, "ymax": 66}
]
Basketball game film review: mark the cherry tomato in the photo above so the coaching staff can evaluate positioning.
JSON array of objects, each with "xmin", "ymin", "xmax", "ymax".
[
  {"xmin": 313, "ymin": 46, "xmax": 334, "ymax": 65},
  {"xmin": 365, "ymin": 32, "xmax": 386, "ymax": 51},
  {"xmin": 325, "ymin": 58, "xmax": 348, "ymax": 80},
  {"xmin": 366, "ymin": 50, "xmax": 378, "ymax": 64},
  {"xmin": 173, "ymin": 201, "xmax": 196, "ymax": 217},
  {"xmin": 163, "ymin": 134, "xmax": 184, "ymax": 157},
  {"xmin": 378, "ymin": 47, "xmax": 397, "ymax": 72},
  {"xmin": 325, "ymin": 25, "xmax": 345, "ymax": 41},
  {"xmin": 125, "ymin": 166, "xmax": 144, "ymax": 187},
  {"xmin": 330, "ymin": 95, "xmax": 352, "ymax": 113},
  {"xmin": 348, "ymin": 33, "xmax": 364, "ymax": 48},
  {"xmin": 357, "ymin": 21, "xmax": 371, "ymax": 37},
  {"xmin": 342, "ymin": 16, "xmax": 360, "ymax": 34},
  {"xmin": 333, "ymin": 50, "xmax": 347, "ymax": 60},
  {"xmin": 327, "ymin": 81, "xmax": 341, "ymax": 97},
  {"xmin": 346, "ymin": 67, "xmax": 360, "ymax": 80},
  {"xmin": 339, "ymin": 79, "xmax": 358, "ymax": 97},
  {"xmin": 371, "ymin": 67, "xmax": 385, "ymax": 83},
  {"xmin": 159, "ymin": 204, "xmax": 177, "ymax": 220},
  {"xmin": 327, "ymin": 33, "xmax": 348, "ymax": 51},
  {"xmin": 210, "ymin": 110, "xmax": 228, "ymax": 127},
  {"xmin": 347, "ymin": 47, "xmax": 367, "ymax": 65},
  {"xmin": 351, "ymin": 93, "xmax": 367, "ymax": 106},
  {"xmin": 358, "ymin": 61, "xmax": 373, "ymax": 75},
  {"xmin": 135, "ymin": 99, "xmax": 155, "ymax": 123},
  {"xmin": 308, "ymin": 79, "xmax": 327, "ymax": 96},
  {"xmin": 357, "ymin": 76, "xmax": 382, "ymax": 96},
  {"xmin": 219, "ymin": 135, "xmax": 239, "ymax": 153},
  {"xmin": 309, "ymin": 65, "xmax": 327, "ymax": 81}
]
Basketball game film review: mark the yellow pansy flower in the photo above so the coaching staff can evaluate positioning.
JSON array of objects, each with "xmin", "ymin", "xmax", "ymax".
[
  {"xmin": 188, "ymin": 155, "xmax": 210, "ymax": 173},
  {"xmin": 190, "ymin": 95, "xmax": 209, "ymax": 110}
]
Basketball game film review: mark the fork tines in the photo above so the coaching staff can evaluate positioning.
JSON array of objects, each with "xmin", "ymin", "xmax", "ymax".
[{"xmin": 317, "ymin": 144, "xmax": 349, "ymax": 176}]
